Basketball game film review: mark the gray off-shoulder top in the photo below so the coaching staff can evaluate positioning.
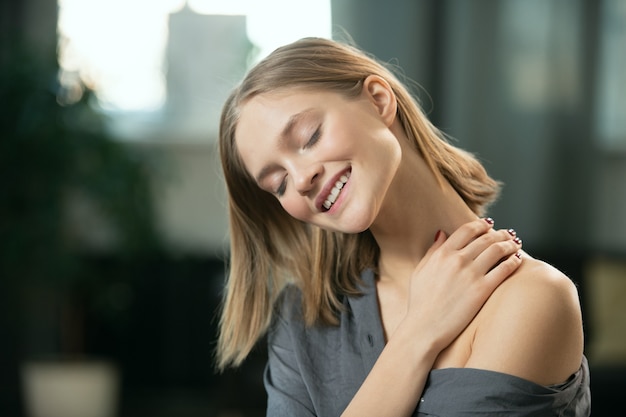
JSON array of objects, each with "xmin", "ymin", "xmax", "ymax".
[{"xmin": 264, "ymin": 269, "xmax": 591, "ymax": 416}]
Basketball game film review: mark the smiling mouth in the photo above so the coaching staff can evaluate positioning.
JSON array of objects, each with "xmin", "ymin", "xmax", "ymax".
[{"xmin": 322, "ymin": 171, "xmax": 351, "ymax": 211}]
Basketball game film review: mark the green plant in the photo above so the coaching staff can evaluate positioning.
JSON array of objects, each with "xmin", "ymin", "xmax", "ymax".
[{"xmin": 0, "ymin": 44, "xmax": 160, "ymax": 356}]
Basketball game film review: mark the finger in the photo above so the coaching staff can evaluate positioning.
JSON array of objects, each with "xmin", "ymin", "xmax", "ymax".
[
  {"xmin": 442, "ymin": 218, "xmax": 494, "ymax": 251},
  {"xmin": 473, "ymin": 238, "xmax": 522, "ymax": 274},
  {"xmin": 433, "ymin": 229, "xmax": 447, "ymax": 247},
  {"xmin": 462, "ymin": 228, "xmax": 518, "ymax": 260},
  {"xmin": 421, "ymin": 229, "xmax": 448, "ymax": 265},
  {"xmin": 483, "ymin": 251, "xmax": 523, "ymax": 286}
]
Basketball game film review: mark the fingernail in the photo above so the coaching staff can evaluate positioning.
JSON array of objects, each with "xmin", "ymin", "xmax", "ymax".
[
  {"xmin": 507, "ymin": 229, "xmax": 516, "ymax": 237},
  {"xmin": 514, "ymin": 237, "xmax": 522, "ymax": 245},
  {"xmin": 434, "ymin": 230, "xmax": 441, "ymax": 242},
  {"xmin": 515, "ymin": 252, "xmax": 522, "ymax": 259},
  {"xmin": 484, "ymin": 217, "xmax": 494, "ymax": 225}
]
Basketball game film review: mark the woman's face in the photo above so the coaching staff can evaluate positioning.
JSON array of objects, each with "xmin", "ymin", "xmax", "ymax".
[{"xmin": 235, "ymin": 80, "xmax": 402, "ymax": 233}]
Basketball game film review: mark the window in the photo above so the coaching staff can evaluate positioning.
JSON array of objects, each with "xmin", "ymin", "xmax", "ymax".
[{"xmin": 57, "ymin": 0, "xmax": 331, "ymax": 141}]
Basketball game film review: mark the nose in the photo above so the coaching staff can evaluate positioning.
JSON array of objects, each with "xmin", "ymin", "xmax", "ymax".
[{"xmin": 292, "ymin": 162, "xmax": 322, "ymax": 196}]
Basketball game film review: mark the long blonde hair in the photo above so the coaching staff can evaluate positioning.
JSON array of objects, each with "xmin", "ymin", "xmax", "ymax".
[{"xmin": 216, "ymin": 37, "xmax": 500, "ymax": 370}]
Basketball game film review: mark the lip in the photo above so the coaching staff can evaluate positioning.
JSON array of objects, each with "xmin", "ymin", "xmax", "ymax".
[{"xmin": 316, "ymin": 167, "xmax": 351, "ymax": 212}]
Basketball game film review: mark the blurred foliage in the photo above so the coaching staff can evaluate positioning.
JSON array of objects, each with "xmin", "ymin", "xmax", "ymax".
[{"xmin": 0, "ymin": 44, "xmax": 161, "ymax": 354}]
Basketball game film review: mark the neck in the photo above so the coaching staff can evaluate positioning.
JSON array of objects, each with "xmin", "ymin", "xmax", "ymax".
[{"xmin": 370, "ymin": 137, "xmax": 478, "ymax": 283}]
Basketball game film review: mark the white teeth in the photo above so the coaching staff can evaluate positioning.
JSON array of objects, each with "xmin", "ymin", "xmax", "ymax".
[{"xmin": 323, "ymin": 171, "xmax": 350, "ymax": 210}]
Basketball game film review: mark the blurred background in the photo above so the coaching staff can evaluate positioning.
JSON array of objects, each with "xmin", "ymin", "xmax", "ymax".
[{"xmin": 1, "ymin": 0, "xmax": 625, "ymax": 416}]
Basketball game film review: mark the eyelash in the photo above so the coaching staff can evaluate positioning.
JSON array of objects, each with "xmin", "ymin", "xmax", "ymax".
[
  {"xmin": 276, "ymin": 179, "xmax": 287, "ymax": 197},
  {"xmin": 275, "ymin": 126, "xmax": 322, "ymax": 197},
  {"xmin": 305, "ymin": 126, "xmax": 322, "ymax": 149}
]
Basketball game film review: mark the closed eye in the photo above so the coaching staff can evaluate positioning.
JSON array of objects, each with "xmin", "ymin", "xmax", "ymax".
[
  {"xmin": 275, "ymin": 176, "xmax": 287, "ymax": 197},
  {"xmin": 304, "ymin": 126, "xmax": 322, "ymax": 149}
]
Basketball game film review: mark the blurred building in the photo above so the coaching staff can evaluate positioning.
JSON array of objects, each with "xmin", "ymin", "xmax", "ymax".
[{"xmin": 164, "ymin": 5, "xmax": 251, "ymax": 140}]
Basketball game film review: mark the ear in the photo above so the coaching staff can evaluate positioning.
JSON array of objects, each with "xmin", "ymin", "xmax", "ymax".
[{"xmin": 363, "ymin": 75, "xmax": 397, "ymax": 127}]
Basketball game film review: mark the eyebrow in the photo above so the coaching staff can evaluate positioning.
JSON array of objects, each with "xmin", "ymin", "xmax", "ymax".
[
  {"xmin": 254, "ymin": 108, "xmax": 316, "ymax": 184},
  {"xmin": 281, "ymin": 107, "xmax": 315, "ymax": 141}
]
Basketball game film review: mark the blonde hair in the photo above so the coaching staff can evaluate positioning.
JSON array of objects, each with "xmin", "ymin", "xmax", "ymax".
[{"xmin": 216, "ymin": 37, "xmax": 500, "ymax": 370}]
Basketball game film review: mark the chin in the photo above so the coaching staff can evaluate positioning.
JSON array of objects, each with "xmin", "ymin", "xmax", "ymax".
[
  {"xmin": 326, "ymin": 214, "xmax": 375, "ymax": 235},
  {"xmin": 319, "ymin": 225, "xmax": 370, "ymax": 235}
]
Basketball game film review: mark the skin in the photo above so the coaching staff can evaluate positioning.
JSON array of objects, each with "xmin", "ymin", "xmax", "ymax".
[{"xmin": 236, "ymin": 76, "xmax": 584, "ymax": 417}]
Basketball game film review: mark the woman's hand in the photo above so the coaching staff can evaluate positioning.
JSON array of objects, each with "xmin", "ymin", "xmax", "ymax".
[
  {"xmin": 342, "ymin": 218, "xmax": 522, "ymax": 417},
  {"xmin": 405, "ymin": 218, "xmax": 523, "ymax": 353}
]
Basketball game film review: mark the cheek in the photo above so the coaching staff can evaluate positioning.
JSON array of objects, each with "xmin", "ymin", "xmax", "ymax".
[{"xmin": 280, "ymin": 196, "xmax": 311, "ymax": 222}]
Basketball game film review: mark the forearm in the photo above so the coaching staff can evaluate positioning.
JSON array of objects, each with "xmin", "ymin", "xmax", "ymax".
[{"xmin": 341, "ymin": 322, "xmax": 439, "ymax": 417}]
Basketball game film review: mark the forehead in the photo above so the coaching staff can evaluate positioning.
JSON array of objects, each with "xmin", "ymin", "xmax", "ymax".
[
  {"xmin": 237, "ymin": 91, "xmax": 295, "ymax": 144},
  {"xmin": 237, "ymin": 89, "xmax": 328, "ymax": 138},
  {"xmin": 234, "ymin": 90, "xmax": 336, "ymax": 168}
]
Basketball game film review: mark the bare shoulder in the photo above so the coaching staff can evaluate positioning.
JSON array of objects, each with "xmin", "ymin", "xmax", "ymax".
[
  {"xmin": 465, "ymin": 253, "xmax": 585, "ymax": 386},
  {"xmin": 499, "ymin": 254, "xmax": 582, "ymax": 307}
]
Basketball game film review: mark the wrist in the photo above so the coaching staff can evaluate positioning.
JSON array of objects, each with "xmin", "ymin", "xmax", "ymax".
[{"xmin": 390, "ymin": 318, "xmax": 441, "ymax": 367}]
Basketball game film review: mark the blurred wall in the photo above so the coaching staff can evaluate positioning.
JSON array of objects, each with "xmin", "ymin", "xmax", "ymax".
[
  {"xmin": 34, "ymin": 0, "xmax": 624, "ymax": 257},
  {"xmin": 138, "ymin": 141, "xmax": 229, "ymax": 255},
  {"xmin": 7, "ymin": 0, "xmax": 622, "ymax": 255},
  {"xmin": 333, "ymin": 0, "xmax": 626, "ymax": 254},
  {"xmin": 150, "ymin": 0, "xmax": 626, "ymax": 257}
]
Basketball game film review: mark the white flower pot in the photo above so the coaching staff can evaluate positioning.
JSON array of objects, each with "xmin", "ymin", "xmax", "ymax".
[{"xmin": 21, "ymin": 360, "xmax": 120, "ymax": 417}]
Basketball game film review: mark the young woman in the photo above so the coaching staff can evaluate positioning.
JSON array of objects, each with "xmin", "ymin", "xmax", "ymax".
[{"xmin": 216, "ymin": 37, "xmax": 590, "ymax": 416}]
